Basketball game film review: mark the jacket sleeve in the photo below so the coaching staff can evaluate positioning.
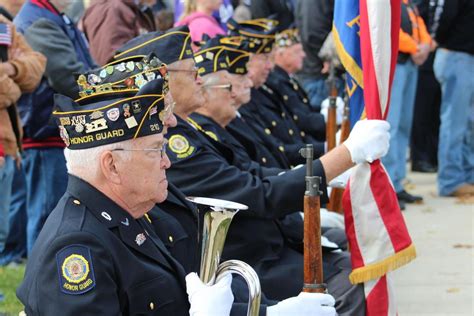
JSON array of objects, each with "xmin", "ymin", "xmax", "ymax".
[
  {"xmin": 429, "ymin": 1, "xmax": 457, "ymax": 44},
  {"xmin": 18, "ymin": 232, "xmax": 121, "ymax": 315},
  {"xmin": 9, "ymin": 24, "xmax": 46, "ymax": 93},
  {"xmin": 416, "ymin": 15, "xmax": 432, "ymax": 45},
  {"xmin": 166, "ymin": 131, "xmax": 328, "ymax": 220},
  {"xmin": 399, "ymin": 29, "xmax": 419, "ymax": 54},
  {"xmin": 295, "ymin": 0, "xmax": 334, "ymax": 66},
  {"xmin": 0, "ymin": 74, "xmax": 21, "ymax": 109},
  {"xmin": 83, "ymin": 5, "xmax": 138, "ymax": 65},
  {"xmin": 23, "ymin": 18, "xmax": 86, "ymax": 98}
]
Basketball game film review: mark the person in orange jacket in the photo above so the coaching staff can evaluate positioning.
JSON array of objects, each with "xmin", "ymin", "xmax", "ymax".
[{"xmin": 382, "ymin": 0, "xmax": 434, "ymax": 210}]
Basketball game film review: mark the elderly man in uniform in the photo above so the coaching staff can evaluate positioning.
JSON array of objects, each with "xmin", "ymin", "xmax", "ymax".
[
  {"xmin": 226, "ymin": 18, "xmax": 326, "ymax": 167},
  {"xmin": 78, "ymin": 50, "xmax": 338, "ymax": 316},
  {"xmin": 16, "ymin": 73, "xmax": 238, "ymax": 315},
  {"xmin": 115, "ymin": 27, "xmax": 390, "ymax": 315},
  {"xmin": 268, "ymin": 27, "xmax": 343, "ymax": 142}
]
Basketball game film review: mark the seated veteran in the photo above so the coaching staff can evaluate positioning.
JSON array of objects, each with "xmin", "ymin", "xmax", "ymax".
[
  {"xmin": 114, "ymin": 27, "xmax": 390, "ymax": 315},
  {"xmin": 16, "ymin": 79, "xmax": 235, "ymax": 316},
  {"xmin": 227, "ymin": 18, "xmax": 326, "ymax": 166},
  {"xmin": 77, "ymin": 50, "xmax": 337, "ymax": 316},
  {"xmin": 267, "ymin": 27, "xmax": 333, "ymax": 142},
  {"xmin": 215, "ymin": 35, "xmax": 292, "ymax": 169}
]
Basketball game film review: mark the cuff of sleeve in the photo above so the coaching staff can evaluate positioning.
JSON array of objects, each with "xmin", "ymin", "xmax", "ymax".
[{"xmin": 313, "ymin": 159, "xmax": 329, "ymax": 204}]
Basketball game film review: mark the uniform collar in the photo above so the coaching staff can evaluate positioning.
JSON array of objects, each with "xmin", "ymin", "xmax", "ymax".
[
  {"xmin": 163, "ymin": 182, "xmax": 199, "ymax": 220},
  {"xmin": 66, "ymin": 175, "xmax": 180, "ymax": 272},
  {"xmin": 66, "ymin": 174, "xmax": 136, "ymax": 228}
]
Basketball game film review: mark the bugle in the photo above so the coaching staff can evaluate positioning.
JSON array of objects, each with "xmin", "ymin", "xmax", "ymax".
[{"xmin": 186, "ymin": 197, "xmax": 261, "ymax": 316}]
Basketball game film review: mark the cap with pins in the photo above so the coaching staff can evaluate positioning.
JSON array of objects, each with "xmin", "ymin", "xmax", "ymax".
[
  {"xmin": 114, "ymin": 26, "xmax": 194, "ymax": 64},
  {"xmin": 53, "ymin": 79, "xmax": 169, "ymax": 150}
]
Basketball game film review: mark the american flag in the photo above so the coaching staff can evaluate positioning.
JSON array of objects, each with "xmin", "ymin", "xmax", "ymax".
[
  {"xmin": 0, "ymin": 23, "xmax": 12, "ymax": 46},
  {"xmin": 334, "ymin": 0, "xmax": 417, "ymax": 315}
]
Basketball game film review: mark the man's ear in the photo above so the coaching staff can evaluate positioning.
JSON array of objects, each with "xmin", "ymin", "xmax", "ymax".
[{"xmin": 100, "ymin": 151, "xmax": 121, "ymax": 184}]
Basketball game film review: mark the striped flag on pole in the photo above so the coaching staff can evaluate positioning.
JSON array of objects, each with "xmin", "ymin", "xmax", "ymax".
[
  {"xmin": 0, "ymin": 23, "xmax": 12, "ymax": 46},
  {"xmin": 334, "ymin": 0, "xmax": 417, "ymax": 314}
]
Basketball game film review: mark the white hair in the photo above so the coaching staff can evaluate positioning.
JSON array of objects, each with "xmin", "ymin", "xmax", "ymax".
[
  {"xmin": 202, "ymin": 72, "xmax": 221, "ymax": 87},
  {"xmin": 64, "ymin": 139, "xmax": 134, "ymax": 180}
]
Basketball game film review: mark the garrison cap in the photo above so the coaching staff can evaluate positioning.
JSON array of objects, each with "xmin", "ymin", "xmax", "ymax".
[
  {"xmin": 194, "ymin": 35, "xmax": 250, "ymax": 75},
  {"xmin": 53, "ymin": 79, "xmax": 168, "ymax": 150},
  {"xmin": 76, "ymin": 54, "xmax": 168, "ymax": 98},
  {"xmin": 221, "ymin": 37, "xmax": 251, "ymax": 75},
  {"xmin": 275, "ymin": 28, "xmax": 301, "ymax": 47},
  {"xmin": 193, "ymin": 36, "xmax": 230, "ymax": 76},
  {"xmin": 227, "ymin": 18, "xmax": 278, "ymax": 54},
  {"xmin": 113, "ymin": 26, "xmax": 194, "ymax": 64}
]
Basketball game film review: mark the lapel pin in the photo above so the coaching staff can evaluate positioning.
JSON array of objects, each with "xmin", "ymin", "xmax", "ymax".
[
  {"xmin": 135, "ymin": 233, "xmax": 146, "ymax": 246},
  {"xmin": 121, "ymin": 218, "xmax": 129, "ymax": 226},
  {"xmin": 101, "ymin": 212, "xmax": 112, "ymax": 221}
]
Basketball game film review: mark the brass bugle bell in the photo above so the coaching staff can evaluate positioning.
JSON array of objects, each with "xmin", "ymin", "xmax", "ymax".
[{"xmin": 186, "ymin": 197, "xmax": 261, "ymax": 316}]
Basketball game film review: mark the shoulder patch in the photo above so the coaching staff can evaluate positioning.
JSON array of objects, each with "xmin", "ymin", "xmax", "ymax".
[
  {"xmin": 56, "ymin": 245, "xmax": 96, "ymax": 295},
  {"xmin": 168, "ymin": 134, "xmax": 195, "ymax": 159}
]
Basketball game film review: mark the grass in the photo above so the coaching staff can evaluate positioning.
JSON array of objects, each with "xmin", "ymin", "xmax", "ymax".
[{"xmin": 0, "ymin": 264, "xmax": 25, "ymax": 316}]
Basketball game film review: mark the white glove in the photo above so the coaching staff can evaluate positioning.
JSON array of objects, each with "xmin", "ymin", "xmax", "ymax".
[
  {"xmin": 343, "ymin": 120, "xmax": 390, "ymax": 164},
  {"xmin": 321, "ymin": 96, "xmax": 344, "ymax": 125},
  {"xmin": 186, "ymin": 272, "xmax": 234, "ymax": 316},
  {"xmin": 267, "ymin": 292, "xmax": 336, "ymax": 316}
]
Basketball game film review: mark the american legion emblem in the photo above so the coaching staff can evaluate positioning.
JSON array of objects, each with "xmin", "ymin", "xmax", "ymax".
[{"xmin": 56, "ymin": 245, "xmax": 96, "ymax": 295}]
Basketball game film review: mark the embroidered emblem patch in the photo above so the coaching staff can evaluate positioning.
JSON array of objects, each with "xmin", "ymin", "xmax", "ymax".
[
  {"xmin": 169, "ymin": 134, "xmax": 195, "ymax": 159},
  {"xmin": 56, "ymin": 245, "xmax": 96, "ymax": 295}
]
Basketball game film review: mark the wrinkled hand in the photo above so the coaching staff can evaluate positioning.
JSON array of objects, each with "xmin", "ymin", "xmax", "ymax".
[
  {"xmin": 321, "ymin": 96, "xmax": 344, "ymax": 125},
  {"xmin": 343, "ymin": 120, "xmax": 390, "ymax": 164},
  {"xmin": 186, "ymin": 272, "xmax": 234, "ymax": 316},
  {"xmin": 267, "ymin": 292, "xmax": 336, "ymax": 316}
]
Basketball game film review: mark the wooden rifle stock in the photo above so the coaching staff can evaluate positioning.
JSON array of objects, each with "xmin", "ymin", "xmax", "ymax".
[{"xmin": 300, "ymin": 145, "xmax": 326, "ymax": 293}]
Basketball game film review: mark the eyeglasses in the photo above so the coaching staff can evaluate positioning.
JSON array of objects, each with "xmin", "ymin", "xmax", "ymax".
[
  {"xmin": 111, "ymin": 140, "xmax": 168, "ymax": 159},
  {"xmin": 203, "ymin": 83, "xmax": 233, "ymax": 92},
  {"xmin": 167, "ymin": 67, "xmax": 199, "ymax": 80}
]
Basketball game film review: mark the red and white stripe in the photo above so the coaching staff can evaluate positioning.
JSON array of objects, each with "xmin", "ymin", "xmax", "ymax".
[{"xmin": 342, "ymin": 1, "xmax": 415, "ymax": 315}]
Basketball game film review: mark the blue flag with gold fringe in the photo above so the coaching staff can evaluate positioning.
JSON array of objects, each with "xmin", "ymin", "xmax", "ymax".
[{"xmin": 332, "ymin": 0, "xmax": 365, "ymax": 127}]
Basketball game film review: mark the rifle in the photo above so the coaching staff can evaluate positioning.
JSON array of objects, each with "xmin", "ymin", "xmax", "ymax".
[
  {"xmin": 327, "ymin": 94, "xmax": 350, "ymax": 214},
  {"xmin": 300, "ymin": 144, "xmax": 326, "ymax": 293}
]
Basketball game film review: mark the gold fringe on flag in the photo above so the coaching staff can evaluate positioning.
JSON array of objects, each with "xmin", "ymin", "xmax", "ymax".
[{"xmin": 349, "ymin": 245, "xmax": 417, "ymax": 284}]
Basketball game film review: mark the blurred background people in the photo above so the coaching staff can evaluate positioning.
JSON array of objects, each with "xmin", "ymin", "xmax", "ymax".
[
  {"xmin": 14, "ymin": 0, "xmax": 95, "ymax": 253},
  {"xmin": 81, "ymin": 0, "xmax": 156, "ymax": 65},
  {"xmin": 295, "ymin": 0, "xmax": 343, "ymax": 111},
  {"xmin": 410, "ymin": 0, "xmax": 441, "ymax": 174},
  {"xmin": 175, "ymin": 0, "xmax": 225, "ymax": 42},
  {"xmin": 430, "ymin": 0, "xmax": 474, "ymax": 197},
  {"xmin": 0, "ymin": 0, "xmax": 46, "ymax": 266},
  {"xmin": 382, "ymin": 0, "xmax": 432, "ymax": 210}
]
